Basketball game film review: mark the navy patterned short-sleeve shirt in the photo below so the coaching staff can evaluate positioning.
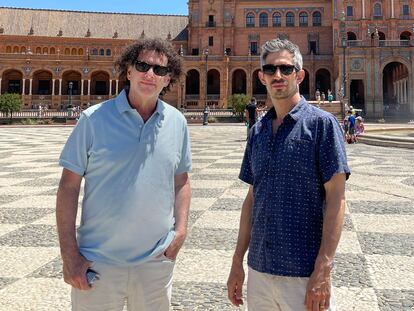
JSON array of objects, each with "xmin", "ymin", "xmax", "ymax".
[{"xmin": 239, "ymin": 97, "xmax": 350, "ymax": 277}]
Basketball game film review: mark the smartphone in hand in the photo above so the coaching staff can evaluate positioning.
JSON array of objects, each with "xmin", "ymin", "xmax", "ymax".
[{"xmin": 86, "ymin": 268, "xmax": 100, "ymax": 286}]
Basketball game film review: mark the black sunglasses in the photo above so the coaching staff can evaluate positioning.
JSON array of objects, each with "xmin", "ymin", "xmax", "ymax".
[
  {"xmin": 262, "ymin": 64, "xmax": 298, "ymax": 76},
  {"xmin": 134, "ymin": 61, "xmax": 171, "ymax": 76}
]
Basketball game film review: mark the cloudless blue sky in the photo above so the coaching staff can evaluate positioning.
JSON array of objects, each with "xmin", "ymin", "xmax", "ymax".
[{"xmin": 0, "ymin": 0, "xmax": 188, "ymax": 15}]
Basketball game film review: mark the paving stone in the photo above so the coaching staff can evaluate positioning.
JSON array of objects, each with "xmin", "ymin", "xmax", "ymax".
[
  {"xmin": 0, "ymin": 224, "xmax": 58, "ymax": 247},
  {"xmin": 333, "ymin": 254, "xmax": 373, "ymax": 288},
  {"xmin": 358, "ymin": 232, "xmax": 414, "ymax": 256},
  {"xmin": 0, "ymin": 208, "xmax": 54, "ymax": 224},
  {"xmin": 348, "ymin": 201, "xmax": 414, "ymax": 215}
]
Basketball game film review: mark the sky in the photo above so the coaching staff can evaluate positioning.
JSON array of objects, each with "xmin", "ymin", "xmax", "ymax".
[{"xmin": 0, "ymin": 0, "xmax": 188, "ymax": 15}]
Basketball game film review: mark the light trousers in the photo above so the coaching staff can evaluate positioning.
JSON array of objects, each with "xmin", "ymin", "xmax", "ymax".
[
  {"xmin": 247, "ymin": 267, "xmax": 336, "ymax": 311},
  {"xmin": 72, "ymin": 256, "xmax": 175, "ymax": 311}
]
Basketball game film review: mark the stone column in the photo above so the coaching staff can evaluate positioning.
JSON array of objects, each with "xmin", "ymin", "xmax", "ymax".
[
  {"xmin": 109, "ymin": 80, "xmax": 112, "ymax": 96},
  {"xmin": 404, "ymin": 79, "xmax": 408, "ymax": 104},
  {"xmin": 391, "ymin": 0, "xmax": 395, "ymax": 18},
  {"xmin": 0, "ymin": 78, "xmax": 2, "ymax": 94},
  {"xmin": 59, "ymin": 79, "xmax": 62, "ymax": 95},
  {"xmin": 115, "ymin": 79, "xmax": 119, "ymax": 95},
  {"xmin": 362, "ymin": 0, "xmax": 366, "ymax": 19},
  {"xmin": 29, "ymin": 79, "xmax": 33, "ymax": 95},
  {"xmin": 52, "ymin": 79, "xmax": 55, "ymax": 95},
  {"xmin": 81, "ymin": 79, "xmax": 84, "ymax": 96},
  {"xmin": 22, "ymin": 79, "xmax": 26, "ymax": 95},
  {"xmin": 87, "ymin": 80, "xmax": 91, "ymax": 95}
]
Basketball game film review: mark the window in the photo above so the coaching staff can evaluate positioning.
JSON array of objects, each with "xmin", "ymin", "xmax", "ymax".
[
  {"xmin": 13, "ymin": 46, "xmax": 19, "ymax": 53},
  {"xmin": 259, "ymin": 13, "xmax": 268, "ymax": 27},
  {"xmin": 71, "ymin": 48, "xmax": 77, "ymax": 55},
  {"xmin": 99, "ymin": 48, "xmax": 105, "ymax": 56},
  {"xmin": 6, "ymin": 46, "xmax": 11, "ymax": 53},
  {"xmin": 64, "ymin": 48, "xmax": 70, "ymax": 55},
  {"xmin": 246, "ymin": 13, "xmax": 255, "ymax": 27},
  {"xmin": 347, "ymin": 6, "xmax": 353, "ymax": 17},
  {"xmin": 299, "ymin": 12, "xmax": 308, "ymax": 26},
  {"xmin": 309, "ymin": 41, "xmax": 317, "ymax": 54},
  {"xmin": 208, "ymin": 36, "xmax": 214, "ymax": 46},
  {"xmin": 286, "ymin": 12, "xmax": 295, "ymax": 27},
  {"xmin": 403, "ymin": 4, "xmax": 409, "ymax": 16},
  {"xmin": 374, "ymin": 3, "xmax": 382, "ymax": 16},
  {"xmin": 312, "ymin": 11, "xmax": 321, "ymax": 26},
  {"xmin": 225, "ymin": 48, "xmax": 231, "ymax": 55},
  {"xmin": 50, "ymin": 47, "xmax": 55, "ymax": 54},
  {"xmin": 208, "ymin": 15, "xmax": 215, "ymax": 27},
  {"xmin": 91, "ymin": 48, "xmax": 98, "ymax": 55},
  {"xmin": 272, "ymin": 13, "xmax": 281, "ymax": 27},
  {"xmin": 36, "ymin": 47, "xmax": 41, "ymax": 54},
  {"xmin": 250, "ymin": 42, "xmax": 258, "ymax": 55},
  {"xmin": 95, "ymin": 81, "xmax": 107, "ymax": 95},
  {"xmin": 192, "ymin": 48, "xmax": 199, "ymax": 55},
  {"xmin": 8, "ymin": 80, "xmax": 21, "ymax": 93},
  {"xmin": 106, "ymin": 49, "xmax": 111, "ymax": 56}
]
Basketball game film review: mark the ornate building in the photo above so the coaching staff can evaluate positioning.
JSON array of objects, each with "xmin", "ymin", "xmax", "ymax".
[{"xmin": 1, "ymin": 1, "xmax": 413, "ymax": 119}]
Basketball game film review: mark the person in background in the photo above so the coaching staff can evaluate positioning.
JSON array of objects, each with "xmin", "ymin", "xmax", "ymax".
[
  {"xmin": 227, "ymin": 38, "xmax": 350, "ymax": 311},
  {"xmin": 56, "ymin": 38, "xmax": 192, "ymax": 311},
  {"xmin": 355, "ymin": 116, "xmax": 365, "ymax": 141},
  {"xmin": 245, "ymin": 97, "xmax": 257, "ymax": 137},
  {"xmin": 347, "ymin": 110, "xmax": 356, "ymax": 143}
]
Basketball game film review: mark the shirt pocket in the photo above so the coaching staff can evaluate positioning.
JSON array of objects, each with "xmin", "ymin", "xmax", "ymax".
[{"xmin": 284, "ymin": 138, "xmax": 315, "ymax": 169}]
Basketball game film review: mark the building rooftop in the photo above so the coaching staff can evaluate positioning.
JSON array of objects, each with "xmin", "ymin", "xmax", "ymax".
[{"xmin": 0, "ymin": 7, "xmax": 188, "ymax": 40}]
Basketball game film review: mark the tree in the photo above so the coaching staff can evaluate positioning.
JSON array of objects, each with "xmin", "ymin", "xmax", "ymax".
[
  {"xmin": 228, "ymin": 93, "xmax": 250, "ymax": 121},
  {"xmin": 0, "ymin": 93, "xmax": 23, "ymax": 121}
]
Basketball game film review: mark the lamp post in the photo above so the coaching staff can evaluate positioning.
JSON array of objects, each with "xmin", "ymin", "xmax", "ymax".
[
  {"xmin": 340, "ymin": 11, "xmax": 347, "ymax": 101},
  {"xmin": 203, "ymin": 48, "xmax": 209, "ymax": 125}
]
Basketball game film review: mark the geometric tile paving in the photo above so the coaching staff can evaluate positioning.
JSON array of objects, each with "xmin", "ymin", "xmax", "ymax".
[{"xmin": 0, "ymin": 125, "xmax": 413, "ymax": 310}]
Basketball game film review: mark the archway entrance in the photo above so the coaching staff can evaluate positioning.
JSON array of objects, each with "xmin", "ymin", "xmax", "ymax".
[
  {"xmin": 299, "ymin": 69, "xmax": 310, "ymax": 99},
  {"xmin": 315, "ymin": 69, "xmax": 331, "ymax": 95},
  {"xmin": 383, "ymin": 62, "xmax": 409, "ymax": 116},
  {"xmin": 1, "ymin": 70, "xmax": 23, "ymax": 94},
  {"xmin": 232, "ymin": 69, "xmax": 246, "ymax": 94},
  {"xmin": 350, "ymin": 80, "xmax": 364, "ymax": 110}
]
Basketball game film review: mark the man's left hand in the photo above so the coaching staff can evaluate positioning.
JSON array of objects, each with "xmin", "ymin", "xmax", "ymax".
[
  {"xmin": 163, "ymin": 231, "xmax": 187, "ymax": 260},
  {"xmin": 304, "ymin": 265, "xmax": 332, "ymax": 311}
]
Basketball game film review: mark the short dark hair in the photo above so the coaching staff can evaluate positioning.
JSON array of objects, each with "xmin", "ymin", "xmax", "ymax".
[{"xmin": 115, "ymin": 38, "xmax": 182, "ymax": 95}]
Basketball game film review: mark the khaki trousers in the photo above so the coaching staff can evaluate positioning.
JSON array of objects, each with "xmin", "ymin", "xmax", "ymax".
[
  {"xmin": 247, "ymin": 267, "xmax": 336, "ymax": 311},
  {"xmin": 72, "ymin": 256, "xmax": 175, "ymax": 311}
]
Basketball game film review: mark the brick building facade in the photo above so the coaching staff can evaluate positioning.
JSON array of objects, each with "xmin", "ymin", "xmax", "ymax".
[{"xmin": 1, "ymin": 1, "xmax": 413, "ymax": 119}]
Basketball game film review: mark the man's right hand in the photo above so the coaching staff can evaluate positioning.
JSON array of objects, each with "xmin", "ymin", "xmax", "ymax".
[
  {"xmin": 62, "ymin": 253, "xmax": 93, "ymax": 290},
  {"xmin": 227, "ymin": 260, "xmax": 245, "ymax": 307}
]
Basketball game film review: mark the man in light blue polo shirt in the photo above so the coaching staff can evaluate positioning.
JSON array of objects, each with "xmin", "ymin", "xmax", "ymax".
[{"xmin": 56, "ymin": 38, "xmax": 192, "ymax": 311}]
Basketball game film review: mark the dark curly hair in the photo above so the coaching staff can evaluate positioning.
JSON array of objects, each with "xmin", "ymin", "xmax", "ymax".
[{"xmin": 115, "ymin": 38, "xmax": 182, "ymax": 95}]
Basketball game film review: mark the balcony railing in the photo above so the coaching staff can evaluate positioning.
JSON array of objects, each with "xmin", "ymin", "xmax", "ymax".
[
  {"xmin": 344, "ymin": 40, "xmax": 413, "ymax": 48},
  {"xmin": 185, "ymin": 95, "xmax": 200, "ymax": 100},
  {"xmin": 205, "ymin": 21, "xmax": 216, "ymax": 27}
]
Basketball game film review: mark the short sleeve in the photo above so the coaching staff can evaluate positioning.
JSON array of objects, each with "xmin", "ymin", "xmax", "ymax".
[
  {"xmin": 317, "ymin": 116, "xmax": 350, "ymax": 184},
  {"xmin": 175, "ymin": 121, "xmax": 192, "ymax": 175},
  {"xmin": 59, "ymin": 113, "xmax": 93, "ymax": 176},
  {"xmin": 239, "ymin": 139, "xmax": 254, "ymax": 185}
]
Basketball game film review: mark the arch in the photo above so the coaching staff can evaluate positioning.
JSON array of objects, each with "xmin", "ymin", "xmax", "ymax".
[
  {"xmin": 185, "ymin": 69, "xmax": 200, "ymax": 95},
  {"xmin": 50, "ymin": 47, "xmax": 56, "ymax": 54},
  {"xmin": 91, "ymin": 70, "xmax": 110, "ymax": 95},
  {"xmin": 299, "ymin": 12, "xmax": 308, "ymax": 27},
  {"xmin": 382, "ymin": 61, "xmax": 410, "ymax": 115},
  {"xmin": 232, "ymin": 69, "xmax": 247, "ymax": 94},
  {"xmin": 400, "ymin": 31, "xmax": 411, "ymax": 40},
  {"xmin": 20, "ymin": 46, "xmax": 26, "ymax": 53},
  {"xmin": 71, "ymin": 48, "xmax": 77, "ymax": 55},
  {"xmin": 32, "ymin": 70, "xmax": 53, "ymax": 95},
  {"xmin": 252, "ymin": 69, "xmax": 267, "ymax": 95},
  {"xmin": 6, "ymin": 46, "xmax": 11, "ymax": 53},
  {"xmin": 286, "ymin": 12, "xmax": 295, "ymax": 27},
  {"xmin": 259, "ymin": 12, "xmax": 268, "ymax": 27},
  {"xmin": 207, "ymin": 69, "xmax": 220, "ymax": 95},
  {"xmin": 62, "ymin": 70, "xmax": 82, "ymax": 95},
  {"xmin": 35, "ymin": 47, "xmax": 41, "ymax": 54},
  {"xmin": 272, "ymin": 12, "xmax": 281, "ymax": 27},
  {"xmin": 347, "ymin": 32, "xmax": 357, "ymax": 40},
  {"xmin": 78, "ymin": 48, "xmax": 84, "ymax": 56},
  {"xmin": 64, "ymin": 48, "xmax": 70, "ymax": 55},
  {"xmin": 246, "ymin": 12, "xmax": 255, "ymax": 27},
  {"xmin": 42, "ymin": 47, "xmax": 48, "ymax": 54},
  {"xmin": 13, "ymin": 46, "xmax": 19, "ymax": 53},
  {"xmin": 312, "ymin": 11, "xmax": 322, "ymax": 26},
  {"xmin": 299, "ymin": 69, "xmax": 310, "ymax": 99},
  {"xmin": 1, "ymin": 69, "xmax": 23, "ymax": 94},
  {"xmin": 315, "ymin": 68, "xmax": 331, "ymax": 95}
]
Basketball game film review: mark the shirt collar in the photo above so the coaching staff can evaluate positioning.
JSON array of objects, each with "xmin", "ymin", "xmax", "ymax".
[
  {"xmin": 263, "ymin": 96, "xmax": 308, "ymax": 123},
  {"xmin": 115, "ymin": 88, "xmax": 166, "ymax": 118}
]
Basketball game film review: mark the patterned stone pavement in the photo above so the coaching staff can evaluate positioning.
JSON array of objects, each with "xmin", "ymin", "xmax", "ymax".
[{"xmin": 0, "ymin": 125, "xmax": 413, "ymax": 311}]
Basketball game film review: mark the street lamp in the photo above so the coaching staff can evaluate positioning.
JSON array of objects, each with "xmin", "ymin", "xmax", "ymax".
[
  {"xmin": 68, "ymin": 81, "xmax": 73, "ymax": 109},
  {"xmin": 340, "ymin": 11, "xmax": 347, "ymax": 100},
  {"xmin": 203, "ymin": 48, "xmax": 210, "ymax": 125}
]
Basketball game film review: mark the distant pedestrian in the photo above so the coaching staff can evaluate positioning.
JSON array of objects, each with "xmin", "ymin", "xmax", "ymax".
[{"xmin": 245, "ymin": 97, "xmax": 257, "ymax": 137}]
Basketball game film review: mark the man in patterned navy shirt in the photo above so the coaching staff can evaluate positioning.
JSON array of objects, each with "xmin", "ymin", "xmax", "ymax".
[{"xmin": 227, "ymin": 39, "xmax": 350, "ymax": 311}]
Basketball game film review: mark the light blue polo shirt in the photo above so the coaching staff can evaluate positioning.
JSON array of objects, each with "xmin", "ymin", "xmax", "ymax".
[{"xmin": 59, "ymin": 90, "xmax": 192, "ymax": 266}]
